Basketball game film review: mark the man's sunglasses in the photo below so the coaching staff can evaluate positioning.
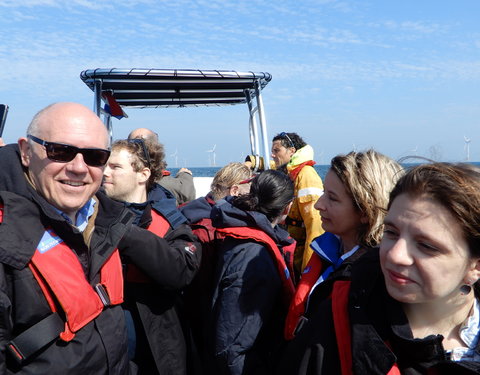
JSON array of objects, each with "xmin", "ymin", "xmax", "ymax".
[
  {"xmin": 27, "ymin": 134, "xmax": 111, "ymax": 167},
  {"xmin": 128, "ymin": 138, "xmax": 151, "ymax": 168},
  {"xmin": 279, "ymin": 132, "xmax": 295, "ymax": 149}
]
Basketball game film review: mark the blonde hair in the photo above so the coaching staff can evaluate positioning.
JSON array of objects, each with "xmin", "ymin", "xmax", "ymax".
[
  {"xmin": 210, "ymin": 162, "xmax": 252, "ymax": 201},
  {"xmin": 330, "ymin": 149, "xmax": 404, "ymax": 247}
]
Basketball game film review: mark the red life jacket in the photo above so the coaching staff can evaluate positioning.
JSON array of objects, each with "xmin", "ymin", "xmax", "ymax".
[
  {"xmin": 0, "ymin": 204, "xmax": 123, "ymax": 343},
  {"xmin": 125, "ymin": 209, "xmax": 171, "ymax": 283},
  {"xmin": 331, "ymin": 281, "xmax": 401, "ymax": 375},
  {"xmin": 28, "ymin": 232, "xmax": 123, "ymax": 342},
  {"xmin": 0, "ymin": 203, "xmax": 126, "ymax": 363},
  {"xmin": 284, "ymin": 253, "xmax": 324, "ymax": 339},
  {"xmin": 215, "ymin": 226, "xmax": 296, "ymax": 306}
]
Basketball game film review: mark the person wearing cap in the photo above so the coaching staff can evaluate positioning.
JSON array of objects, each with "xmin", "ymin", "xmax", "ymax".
[{"xmin": 0, "ymin": 102, "xmax": 200, "ymax": 374}]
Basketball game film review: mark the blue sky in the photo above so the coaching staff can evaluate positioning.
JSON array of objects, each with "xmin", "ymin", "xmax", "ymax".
[{"xmin": 1, "ymin": 0, "xmax": 480, "ymax": 166}]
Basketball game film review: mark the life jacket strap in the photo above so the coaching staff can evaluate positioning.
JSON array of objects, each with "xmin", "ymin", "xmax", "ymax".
[
  {"xmin": 125, "ymin": 209, "xmax": 170, "ymax": 283},
  {"xmin": 7, "ymin": 312, "xmax": 64, "ymax": 365}
]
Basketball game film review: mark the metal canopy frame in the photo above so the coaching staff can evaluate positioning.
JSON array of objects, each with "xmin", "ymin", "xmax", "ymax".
[{"xmin": 80, "ymin": 68, "xmax": 273, "ymax": 169}]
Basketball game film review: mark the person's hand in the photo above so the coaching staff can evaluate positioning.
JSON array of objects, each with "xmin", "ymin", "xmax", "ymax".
[
  {"xmin": 178, "ymin": 167, "xmax": 192, "ymax": 176},
  {"xmin": 0, "ymin": 138, "xmax": 5, "ymax": 147}
]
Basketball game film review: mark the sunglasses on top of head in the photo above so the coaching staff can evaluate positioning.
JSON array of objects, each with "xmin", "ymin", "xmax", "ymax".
[
  {"xmin": 27, "ymin": 134, "xmax": 111, "ymax": 167},
  {"xmin": 128, "ymin": 138, "xmax": 151, "ymax": 168},
  {"xmin": 279, "ymin": 132, "xmax": 295, "ymax": 149}
]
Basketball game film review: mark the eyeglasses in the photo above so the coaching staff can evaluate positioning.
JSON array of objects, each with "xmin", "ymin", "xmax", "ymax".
[
  {"xmin": 238, "ymin": 176, "xmax": 255, "ymax": 185},
  {"xmin": 128, "ymin": 138, "xmax": 151, "ymax": 168},
  {"xmin": 27, "ymin": 135, "xmax": 111, "ymax": 167},
  {"xmin": 279, "ymin": 132, "xmax": 295, "ymax": 148}
]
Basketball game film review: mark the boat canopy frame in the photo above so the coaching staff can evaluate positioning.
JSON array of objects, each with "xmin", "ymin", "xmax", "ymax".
[{"xmin": 80, "ymin": 68, "xmax": 273, "ymax": 170}]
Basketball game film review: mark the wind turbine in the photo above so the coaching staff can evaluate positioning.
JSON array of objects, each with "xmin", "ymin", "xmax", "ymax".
[
  {"xmin": 170, "ymin": 149, "xmax": 178, "ymax": 167},
  {"xmin": 411, "ymin": 145, "xmax": 418, "ymax": 156},
  {"xmin": 464, "ymin": 136, "xmax": 471, "ymax": 161},
  {"xmin": 206, "ymin": 144, "xmax": 216, "ymax": 166}
]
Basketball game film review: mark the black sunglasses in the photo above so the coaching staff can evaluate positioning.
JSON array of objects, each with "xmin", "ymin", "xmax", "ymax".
[
  {"xmin": 128, "ymin": 138, "xmax": 151, "ymax": 168},
  {"xmin": 27, "ymin": 135, "xmax": 110, "ymax": 167},
  {"xmin": 279, "ymin": 132, "xmax": 295, "ymax": 148}
]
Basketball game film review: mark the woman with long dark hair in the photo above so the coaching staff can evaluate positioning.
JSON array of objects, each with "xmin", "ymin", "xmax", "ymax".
[{"xmin": 209, "ymin": 169, "xmax": 296, "ymax": 375}]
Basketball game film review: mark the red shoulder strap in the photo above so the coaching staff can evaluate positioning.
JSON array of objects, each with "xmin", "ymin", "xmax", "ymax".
[
  {"xmin": 0, "ymin": 203, "xmax": 3, "ymax": 223},
  {"xmin": 126, "ymin": 209, "xmax": 171, "ymax": 283},
  {"xmin": 332, "ymin": 281, "xmax": 401, "ymax": 375},
  {"xmin": 284, "ymin": 253, "xmax": 323, "ymax": 340},
  {"xmin": 332, "ymin": 280, "xmax": 353, "ymax": 375},
  {"xmin": 148, "ymin": 209, "xmax": 170, "ymax": 237},
  {"xmin": 216, "ymin": 226, "xmax": 296, "ymax": 306}
]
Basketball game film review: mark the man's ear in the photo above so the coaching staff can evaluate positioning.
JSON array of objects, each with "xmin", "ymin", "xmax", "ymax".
[
  {"xmin": 138, "ymin": 167, "xmax": 151, "ymax": 184},
  {"xmin": 18, "ymin": 137, "xmax": 31, "ymax": 167}
]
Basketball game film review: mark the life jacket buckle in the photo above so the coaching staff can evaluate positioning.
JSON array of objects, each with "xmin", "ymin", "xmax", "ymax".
[{"xmin": 94, "ymin": 283, "xmax": 111, "ymax": 307}]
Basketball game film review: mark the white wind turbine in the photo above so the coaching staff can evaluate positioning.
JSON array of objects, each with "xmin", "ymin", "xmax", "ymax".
[
  {"xmin": 464, "ymin": 136, "xmax": 471, "ymax": 161},
  {"xmin": 170, "ymin": 149, "xmax": 178, "ymax": 167},
  {"xmin": 206, "ymin": 144, "xmax": 216, "ymax": 166}
]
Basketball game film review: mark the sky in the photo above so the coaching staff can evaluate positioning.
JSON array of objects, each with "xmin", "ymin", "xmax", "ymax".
[{"xmin": 1, "ymin": 0, "xmax": 480, "ymax": 167}]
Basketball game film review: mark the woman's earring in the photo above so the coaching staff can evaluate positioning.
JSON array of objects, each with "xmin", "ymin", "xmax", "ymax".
[{"xmin": 460, "ymin": 284, "xmax": 472, "ymax": 295}]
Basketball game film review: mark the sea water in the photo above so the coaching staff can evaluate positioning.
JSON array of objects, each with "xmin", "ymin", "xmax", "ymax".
[
  {"xmin": 170, "ymin": 162, "xmax": 480, "ymax": 180},
  {"xmin": 169, "ymin": 165, "xmax": 330, "ymax": 180}
]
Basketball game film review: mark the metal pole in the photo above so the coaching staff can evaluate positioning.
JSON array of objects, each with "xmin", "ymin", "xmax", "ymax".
[
  {"xmin": 245, "ymin": 90, "xmax": 260, "ymax": 157},
  {"xmin": 255, "ymin": 80, "xmax": 270, "ymax": 170},
  {"xmin": 93, "ymin": 80, "xmax": 102, "ymax": 118}
]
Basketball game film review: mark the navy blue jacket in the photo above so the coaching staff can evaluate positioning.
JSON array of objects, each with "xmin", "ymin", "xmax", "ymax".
[{"xmin": 209, "ymin": 198, "xmax": 294, "ymax": 375}]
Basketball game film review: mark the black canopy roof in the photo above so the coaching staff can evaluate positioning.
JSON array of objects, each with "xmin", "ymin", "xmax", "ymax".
[{"xmin": 80, "ymin": 68, "xmax": 272, "ymax": 108}]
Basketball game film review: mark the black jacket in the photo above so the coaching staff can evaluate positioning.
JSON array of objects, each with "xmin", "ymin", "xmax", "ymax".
[
  {"xmin": 0, "ymin": 190, "xmax": 134, "ymax": 375},
  {"xmin": 278, "ymin": 249, "xmax": 480, "ymax": 375},
  {"xmin": 121, "ymin": 183, "xmax": 201, "ymax": 375},
  {"xmin": 209, "ymin": 198, "xmax": 295, "ymax": 375},
  {"xmin": 0, "ymin": 144, "xmax": 200, "ymax": 374}
]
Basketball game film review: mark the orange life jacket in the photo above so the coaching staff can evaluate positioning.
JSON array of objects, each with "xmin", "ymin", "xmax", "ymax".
[
  {"xmin": 215, "ymin": 226, "xmax": 296, "ymax": 306},
  {"xmin": 125, "ymin": 209, "xmax": 171, "ymax": 283},
  {"xmin": 331, "ymin": 281, "xmax": 401, "ymax": 375}
]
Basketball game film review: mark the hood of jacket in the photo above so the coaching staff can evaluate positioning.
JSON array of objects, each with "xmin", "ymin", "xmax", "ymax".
[
  {"xmin": 179, "ymin": 193, "xmax": 215, "ymax": 224},
  {"xmin": 287, "ymin": 144, "xmax": 315, "ymax": 168},
  {"xmin": 211, "ymin": 196, "xmax": 293, "ymax": 248}
]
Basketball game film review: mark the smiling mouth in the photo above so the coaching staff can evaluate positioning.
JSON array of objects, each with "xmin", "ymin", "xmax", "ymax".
[{"xmin": 61, "ymin": 181, "xmax": 86, "ymax": 187}]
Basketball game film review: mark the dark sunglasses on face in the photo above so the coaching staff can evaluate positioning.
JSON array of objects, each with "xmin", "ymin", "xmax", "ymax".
[{"xmin": 27, "ymin": 134, "xmax": 111, "ymax": 167}]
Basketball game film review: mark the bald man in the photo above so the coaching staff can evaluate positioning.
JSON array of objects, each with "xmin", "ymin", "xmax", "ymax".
[
  {"xmin": 0, "ymin": 103, "xmax": 201, "ymax": 374},
  {"xmin": 128, "ymin": 127, "xmax": 196, "ymax": 205}
]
